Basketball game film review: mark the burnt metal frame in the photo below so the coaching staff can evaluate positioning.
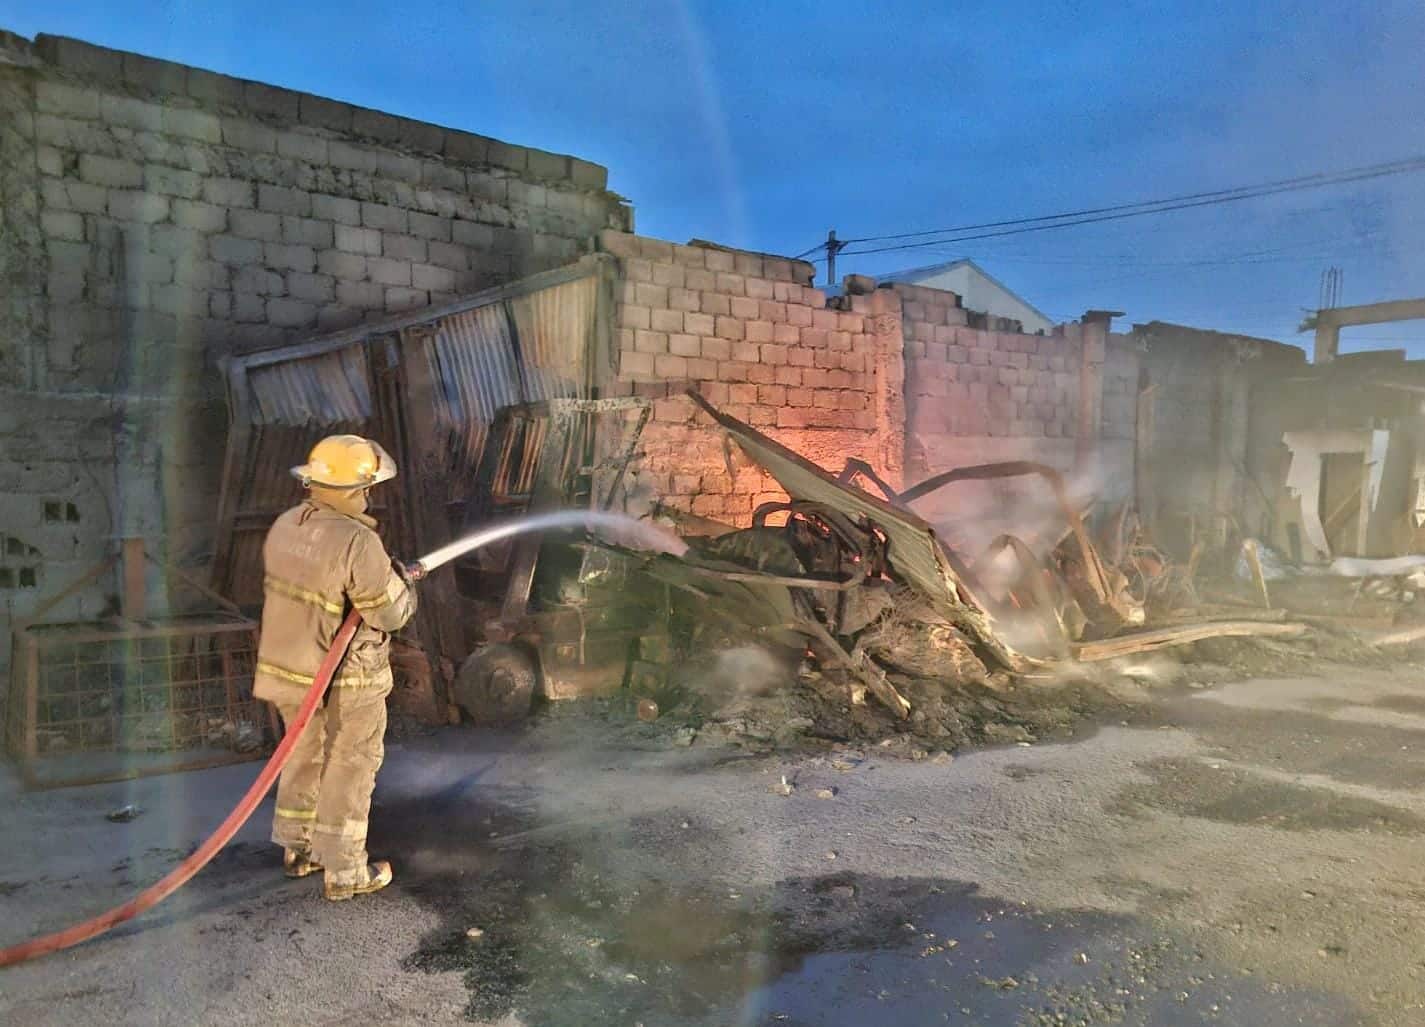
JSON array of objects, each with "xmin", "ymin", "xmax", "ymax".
[
  {"xmin": 685, "ymin": 390, "xmax": 1045, "ymax": 673},
  {"xmin": 899, "ymin": 462, "xmax": 1116, "ymax": 607},
  {"xmin": 470, "ymin": 397, "xmax": 652, "ymax": 631}
]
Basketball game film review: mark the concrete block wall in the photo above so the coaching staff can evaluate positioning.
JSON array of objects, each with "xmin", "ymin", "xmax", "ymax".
[
  {"xmin": 0, "ymin": 29, "xmax": 629, "ymax": 674},
  {"xmin": 1132, "ymin": 323, "xmax": 1305, "ymax": 552},
  {"xmin": 1096, "ymin": 332, "xmax": 1139, "ymax": 514},
  {"xmin": 11, "ymin": 30, "xmax": 628, "ymax": 394},
  {"xmin": 1135, "ymin": 326, "xmax": 1239, "ymax": 546},
  {"xmin": 598, "ymin": 231, "xmax": 900, "ymax": 525},
  {"xmin": 1101, "ymin": 334, "xmax": 1139, "ymax": 442},
  {"xmin": 592, "ymin": 238, "xmax": 1144, "ymax": 546},
  {"xmin": 899, "ymin": 285, "xmax": 1137, "ymax": 551},
  {"xmin": 0, "ymin": 393, "xmax": 138, "ymax": 625},
  {"xmin": 899, "ymin": 283, "xmax": 1085, "ymax": 447}
]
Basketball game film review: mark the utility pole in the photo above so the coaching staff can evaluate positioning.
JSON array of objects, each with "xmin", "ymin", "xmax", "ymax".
[{"xmin": 825, "ymin": 229, "xmax": 847, "ymax": 288}]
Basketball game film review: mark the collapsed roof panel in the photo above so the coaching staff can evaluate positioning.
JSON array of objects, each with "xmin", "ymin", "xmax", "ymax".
[{"xmin": 684, "ymin": 391, "xmax": 1041, "ymax": 671}]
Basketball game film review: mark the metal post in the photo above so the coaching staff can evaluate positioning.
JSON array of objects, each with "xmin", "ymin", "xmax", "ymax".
[
  {"xmin": 825, "ymin": 229, "xmax": 845, "ymax": 289},
  {"xmin": 23, "ymin": 635, "xmax": 39, "ymax": 766},
  {"xmin": 121, "ymin": 538, "xmax": 146, "ymax": 621}
]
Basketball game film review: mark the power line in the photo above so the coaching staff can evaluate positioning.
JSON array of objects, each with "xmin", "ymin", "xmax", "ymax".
[
  {"xmin": 800, "ymin": 154, "xmax": 1425, "ymax": 266},
  {"xmin": 840, "ymin": 160, "xmax": 1425, "ymax": 258},
  {"xmin": 838, "ymin": 156, "xmax": 1424, "ymax": 246},
  {"xmin": 894, "ymin": 216, "xmax": 1410, "ymax": 268}
]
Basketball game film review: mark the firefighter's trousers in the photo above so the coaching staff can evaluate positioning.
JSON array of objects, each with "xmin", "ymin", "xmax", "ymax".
[{"xmin": 270, "ymin": 686, "xmax": 388, "ymax": 887}]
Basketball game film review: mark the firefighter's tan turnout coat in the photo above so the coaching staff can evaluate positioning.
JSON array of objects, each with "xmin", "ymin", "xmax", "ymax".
[{"xmin": 254, "ymin": 499, "xmax": 416, "ymax": 885}]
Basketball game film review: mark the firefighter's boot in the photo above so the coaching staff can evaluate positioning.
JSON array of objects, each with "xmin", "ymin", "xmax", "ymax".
[
  {"xmin": 323, "ymin": 860, "xmax": 393, "ymax": 901},
  {"xmin": 283, "ymin": 848, "xmax": 323, "ymax": 879}
]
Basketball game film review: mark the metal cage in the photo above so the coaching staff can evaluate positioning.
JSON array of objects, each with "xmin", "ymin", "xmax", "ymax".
[{"xmin": 3, "ymin": 545, "xmax": 265, "ymax": 789}]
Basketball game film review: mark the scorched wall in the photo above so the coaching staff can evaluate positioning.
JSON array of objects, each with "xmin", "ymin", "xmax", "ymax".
[{"xmin": 599, "ymin": 233, "xmax": 1142, "ymax": 550}]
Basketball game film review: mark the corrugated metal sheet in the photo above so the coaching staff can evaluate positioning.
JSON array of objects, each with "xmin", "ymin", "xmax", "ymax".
[
  {"xmin": 508, "ymin": 275, "xmax": 598, "ymax": 384},
  {"xmin": 421, "ymin": 275, "xmax": 596, "ymax": 492},
  {"xmin": 214, "ymin": 260, "xmax": 608, "ymax": 612},
  {"xmin": 247, "ymin": 343, "xmax": 372, "ymax": 426}
]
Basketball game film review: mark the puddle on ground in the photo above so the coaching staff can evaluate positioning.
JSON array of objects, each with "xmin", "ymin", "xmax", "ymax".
[
  {"xmin": 1111, "ymin": 758, "xmax": 1425, "ymax": 835},
  {"xmin": 382, "ymin": 788, "xmax": 1360, "ymax": 1025}
]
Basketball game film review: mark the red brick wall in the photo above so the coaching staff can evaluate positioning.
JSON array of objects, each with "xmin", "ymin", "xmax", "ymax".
[
  {"xmin": 598, "ymin": 232, "xmax": 1139, "ymax": 538},
  {"xmin": 600, "ymin": 231, "xmax": 900, "ymax": 524}
]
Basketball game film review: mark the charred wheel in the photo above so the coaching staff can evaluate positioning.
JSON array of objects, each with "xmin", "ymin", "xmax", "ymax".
[{"xmin": 453, "ymin": 643, "xmax": 539, "ymax": 724}]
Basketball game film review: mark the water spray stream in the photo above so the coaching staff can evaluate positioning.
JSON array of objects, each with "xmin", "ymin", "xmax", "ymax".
[
  {"xmin": 413, "ymin": 510, "xmax": 688, "ymax": 575},
  {"xmin": 0, "ymin": 510, "xmax": 667, "ymax": 968}
]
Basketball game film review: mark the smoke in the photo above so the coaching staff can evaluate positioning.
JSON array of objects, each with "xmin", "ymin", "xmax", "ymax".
[
  {"xmin": 989, "ymin": 605, "xmax": 1068, "ymax": 660},
  {"xmin": 685, "ymin": 644, "xmax": 795, "ymax": 704},
  {"xmin": 913, "ymin": 459, "xmax": 1114, "ymax": 571}
]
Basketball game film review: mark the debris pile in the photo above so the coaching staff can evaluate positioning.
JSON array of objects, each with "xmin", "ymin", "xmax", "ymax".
[
  {"xmin": 599, "ymin": 395, "xmax": 1327, "ymax": 749},
  {"xmin": 1200, "ymin": 541, "xmax": 1425, "ymax": 654}
]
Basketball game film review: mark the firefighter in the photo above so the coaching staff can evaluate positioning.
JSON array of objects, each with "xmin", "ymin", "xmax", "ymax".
[{"xmin": 252, "ymin": 434, "xmax": 418, "ymax": 901}]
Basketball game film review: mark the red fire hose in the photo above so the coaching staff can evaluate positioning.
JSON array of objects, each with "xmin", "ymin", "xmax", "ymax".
[
  {"xmin": 0, "ymin": 610, "xmax": 363, "ymax": 968},
  {"xmin": 0, "ymin": 511, "xmax": 678, "ymax": 970}
]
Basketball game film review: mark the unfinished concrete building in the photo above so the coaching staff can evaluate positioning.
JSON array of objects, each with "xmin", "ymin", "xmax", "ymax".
[{"xmin": 0, "ymin": 30, "xmax": 630, "ymax": 672}]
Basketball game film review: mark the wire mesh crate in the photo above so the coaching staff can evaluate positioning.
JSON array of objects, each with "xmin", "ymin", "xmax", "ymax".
[{"xmin": 6, "ymin": 615, "xmax": 266, "ymax": 789}]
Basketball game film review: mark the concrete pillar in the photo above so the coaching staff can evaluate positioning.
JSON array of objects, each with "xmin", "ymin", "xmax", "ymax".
[
  {"xmin": 1312, "ymin": 323, "xmax": 1340, "ymax": 364},
  {"xmin": 866, "ymin": 287, "xmax": 906, "ymax": 490},
  {"xmin": 1076, "ymin": 311, "xmax": 1118, "ymax": 472}
]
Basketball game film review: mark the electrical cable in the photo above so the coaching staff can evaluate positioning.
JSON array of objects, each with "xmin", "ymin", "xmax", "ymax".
[
  {"xmin": 794, "ymin": 155, "xmax": 1425, "ymax": 262},
  {"xmin": 840, "ymin": 155, "xmax": 1425, "ymax": 247}
]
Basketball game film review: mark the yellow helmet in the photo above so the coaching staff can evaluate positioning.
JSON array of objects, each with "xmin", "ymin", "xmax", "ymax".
[{"xmin": 292, "ymin": 434, "xmax": 398, "ymax": 488}]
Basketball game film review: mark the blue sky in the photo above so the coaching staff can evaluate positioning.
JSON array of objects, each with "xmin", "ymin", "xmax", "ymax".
[{"xmin": 7, "ymin": 1, "xmax": 1425, "ymax": 351}]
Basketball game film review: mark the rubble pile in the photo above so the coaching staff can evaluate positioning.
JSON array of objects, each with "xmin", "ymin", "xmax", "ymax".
[
  {"xmin": 600, "ymin": 396, "xmax": 1336, "ymax": 751},
  {"xmin": 444, "ymin": 393, "xmax": 1422, "ymax": 752}
]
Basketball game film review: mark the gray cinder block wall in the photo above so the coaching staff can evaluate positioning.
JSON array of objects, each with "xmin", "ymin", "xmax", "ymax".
[{"xmin": 0, "ymin": 29, "xmax": 631, "ymax": 671}]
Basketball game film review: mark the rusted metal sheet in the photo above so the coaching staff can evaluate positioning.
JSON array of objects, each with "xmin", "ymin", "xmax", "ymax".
[
  {"xmin": 421, "ymin": 273, "xmax": 598, "ymax": 427},
  {"xmin": 508, "ymin": 274, "xmax": 600, "ymax": 390},
  {"xmin": 414, "ymin": 274, "xmax": 597, "ymax": 486},
  {"xmin": 247, "ymin": 343, "xmax": 373, "ymax": 425}
]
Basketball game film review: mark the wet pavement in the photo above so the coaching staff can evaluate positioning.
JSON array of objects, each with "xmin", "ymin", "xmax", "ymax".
[
  {"xmin": 3, "ymin": 663, "xmax": 1424, "ymax": 1025},
  {"xmin": 382, "ymin": 763, "xmax": 1357, "ymax": 1025}
]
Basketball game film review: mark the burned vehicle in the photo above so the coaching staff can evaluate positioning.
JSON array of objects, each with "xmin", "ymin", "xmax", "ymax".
[{"xmin": 442, "ymin": 395, "xmax": 683, "ymax": 721}]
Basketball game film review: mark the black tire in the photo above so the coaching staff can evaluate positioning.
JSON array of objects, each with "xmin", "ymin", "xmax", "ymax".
[{"xmin": 453, "ymin": 643, "xmax": 539, "ymax": 724}]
